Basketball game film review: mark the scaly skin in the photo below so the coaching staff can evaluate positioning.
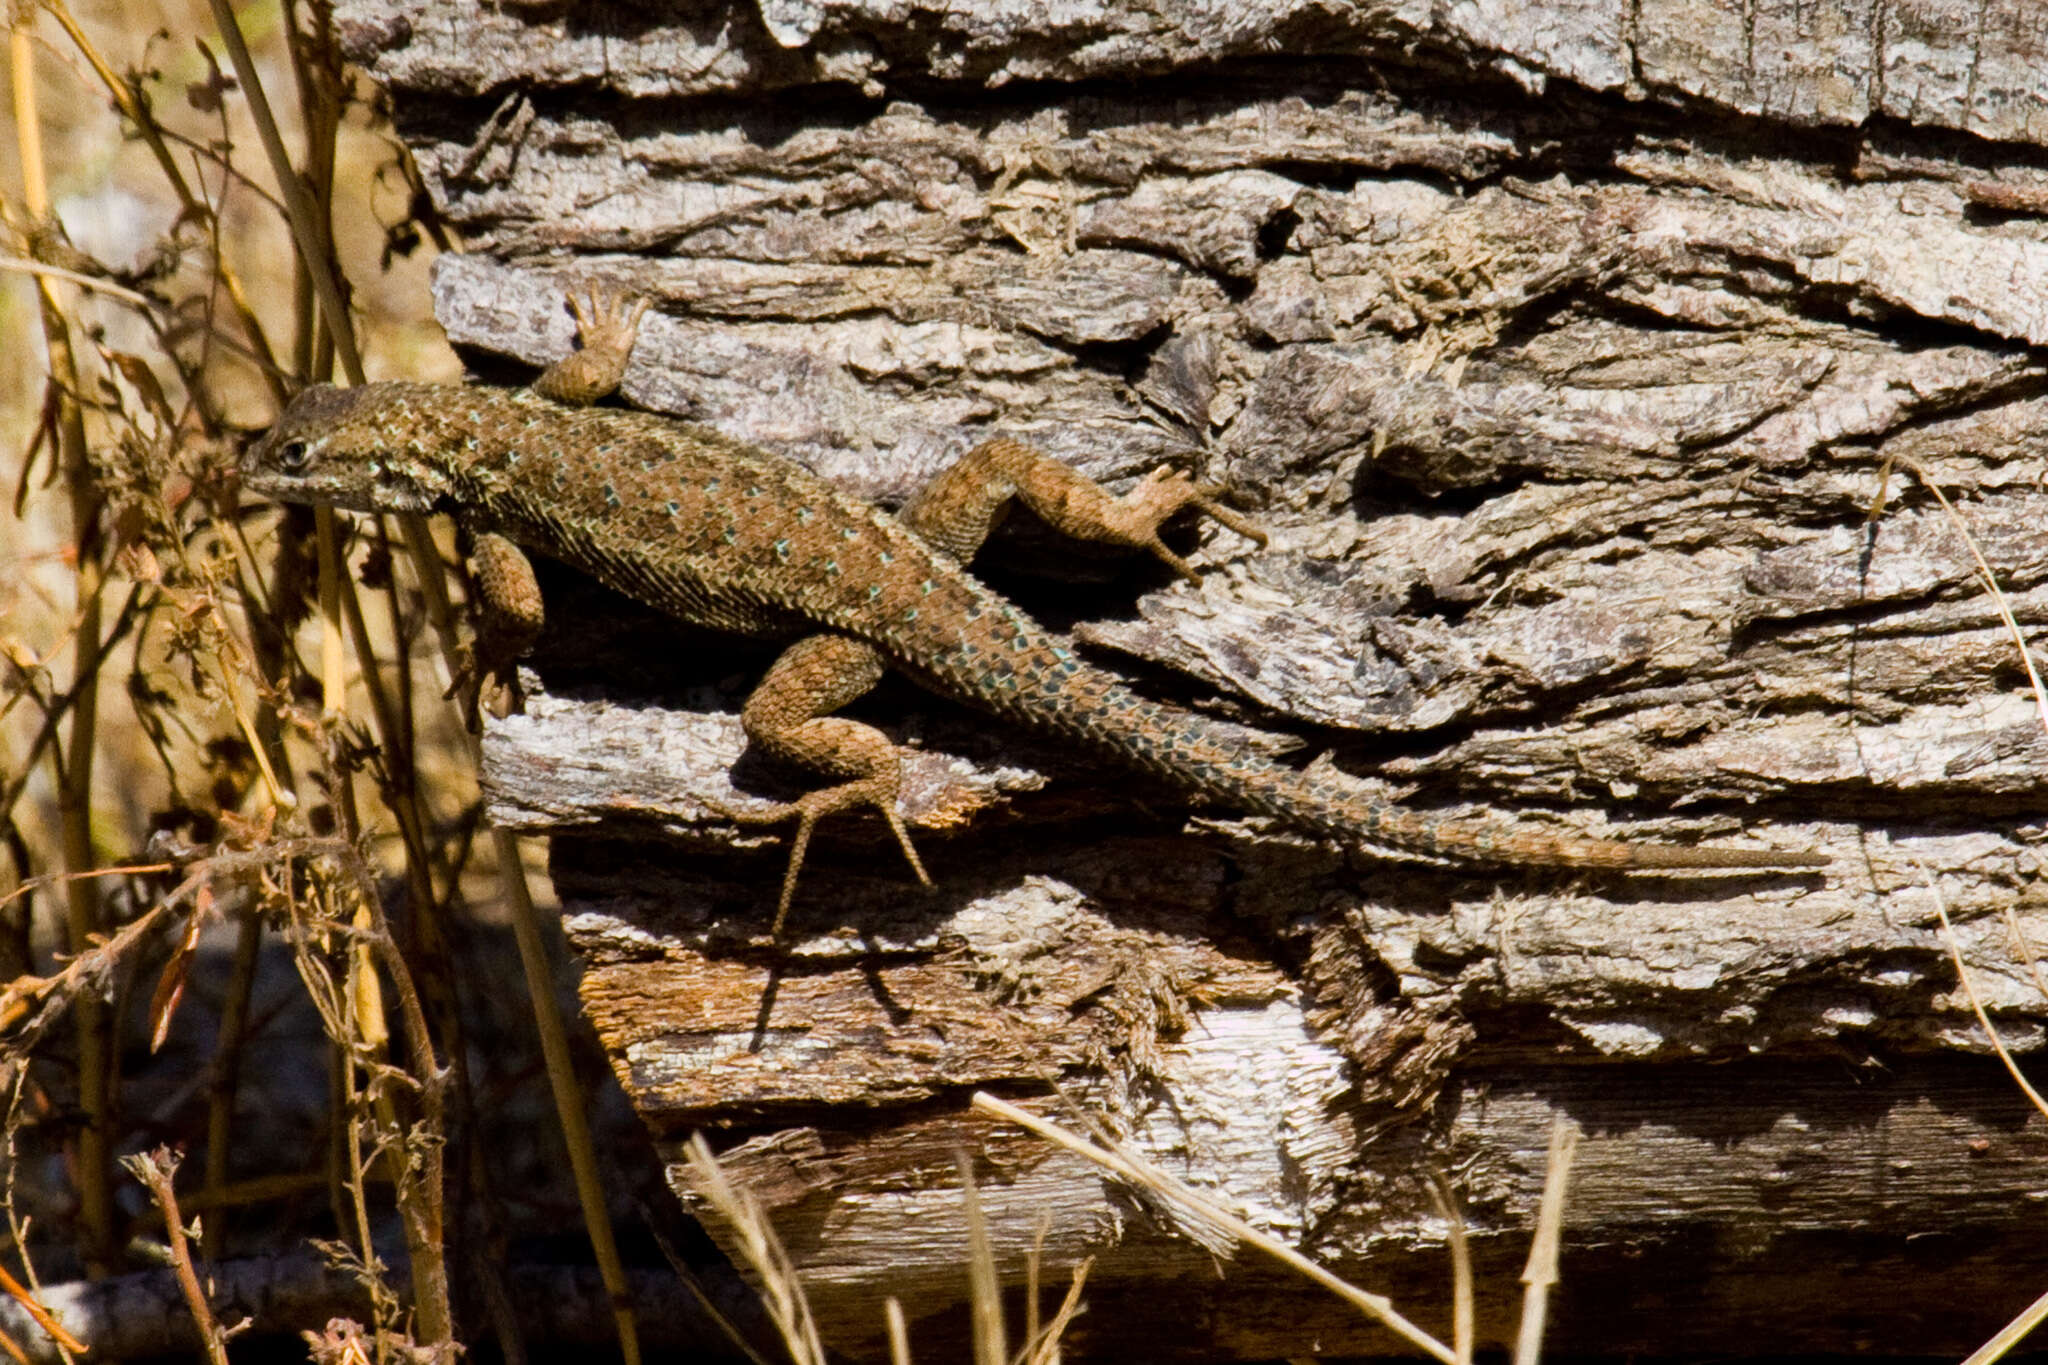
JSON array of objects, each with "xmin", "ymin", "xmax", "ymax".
[{"xmin": 244, "ymin": 290, "xmax": 1825, "ymax": 924}]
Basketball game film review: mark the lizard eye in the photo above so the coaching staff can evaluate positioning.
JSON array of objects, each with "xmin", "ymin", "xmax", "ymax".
[{"xmin": 276, "ymin": 439, "xmax": 312, "ymax": 473}]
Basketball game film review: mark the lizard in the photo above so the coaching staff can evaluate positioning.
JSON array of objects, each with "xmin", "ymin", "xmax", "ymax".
[{"xmin": 243, "ymin": 285, "xmax": 1827, "ymax": 931}]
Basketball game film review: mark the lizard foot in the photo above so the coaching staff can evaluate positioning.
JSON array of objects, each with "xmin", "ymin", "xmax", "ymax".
[
  {"xmin": 567, "ymin": 282, "xmax": 649, "ymax": 358},
  {"xmin": 441, "ymin": 640, "xmax": 523, "ymax": 725},
  {"xmin": 707, "ymin": 785, "xmax": 931, "ymax": 937},
  {"xmin": 536, "ymin": 282, "xmax": 652, "ymax": 405},
  {"xmin": 1111, "ymin": 467, "xmax": 1269, "ymax": 584}
]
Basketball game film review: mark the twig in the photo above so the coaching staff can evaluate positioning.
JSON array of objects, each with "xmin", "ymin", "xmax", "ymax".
[
  {"xmin": 1, "ymin": 844, "xmax": 340, "ymax": 1052},
  {"xmin": 122, "ymin": 1147, "xmax": 238, "ymax": 1365},
  {"xmin": 0, "ymin": 1263, "xmax": 86, "ymax": 1358}
]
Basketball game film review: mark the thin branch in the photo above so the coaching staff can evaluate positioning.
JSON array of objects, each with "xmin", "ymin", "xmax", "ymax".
[{"xmin": 122, "ymin": 1147, "xmax": 238, "ymax": 1365}]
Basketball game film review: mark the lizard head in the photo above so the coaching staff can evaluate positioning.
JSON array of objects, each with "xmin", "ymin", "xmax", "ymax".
[{"xmin": 243, "ymin": 382, "xmax": 463, "ymax": 515}]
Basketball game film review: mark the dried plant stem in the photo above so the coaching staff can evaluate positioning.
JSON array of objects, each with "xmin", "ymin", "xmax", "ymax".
[
  {"xmin": 4, "ymin": 849, "xmax": 316, "ymax": 1051},
  {"xmin": 1873, "ymin": 455, "xmax": 2048, "ymax": 731},
  {"xmin": 0, "ymin": 255, "xmax": 154, "ymax": 305},
  {"xmin": 1918, "ymin": 860, "xmax": 2048, "ymax": 1122},
  {"xmin": 201, "ymin": 0, "xmax": 360, "ymax": 387},
  {"xmin": 0, "ymin": 588, "xmax": 139, "ymax": 837},
  {"xmin": 0, "ymin": 1258, "xmax": 88, "ymax": 1359},
  {"xmin": 971, "ymin": 1092, "xmax": 1455, "ymax": 1363},
  {"xmin": 124, "ymin": 1148, "xmax": 234, "ymax": 1365},
  {"xmin": 39, "ymin": 0, "xmax": 288, "ymax": 408},
  {"xmin": 681, "ymin": 1134, "xmax": 826, "ymax": 1365},
  {"xmin": 1511, "ymin": 1118, "xmax": 1578, "ymax": 1365},
  {"xmin": 201, "ymin": 509, "xmax": 304, "ymax": 1263},
  {"xmin": 11, "ymin": 12, "xmax": 113, "ymax": 1272},
  {"xmin": 957, "ymin": 1157, "xmax": 1003, "ymax": 1365},
  {"xmin": 1427, "ymin": 1175, "xmax": 1474, "ymax": 1365},
  {"xmin": 1962, "ymin": 1282, "xmax": 2048, "ymax": 1365},
  {"xmin": 884, "ymin": 1299, "xmax": 910, "ymax": 1365},
  {"xmin": 1019, "ymin": 1261, "xmax": 1088, "ymax": 1365},
  {"xmin": 327, "ymin": 848, "xmax": 454, "ymax": 1346},
  {"xmin": 201, "ymin": 3, "xmax": 464, "ymax": 1338},
  {"xmin": 495, "ymin": 823, "xmax": 643, "ymax": 1365},
  {"xmin": 203, "ymin": 0, "xmax": 640, "ymax": 1350},
  {"xmin": 277, "ymin": 13, "xmax": 643, "ymax": 1350},
  {"xmin": 316, "ymin": 509, "xmax": 348, "ymax": 715},
  {"xmin": 200, "ymin": 914, "xmax": 265, "ymax": 1260}
]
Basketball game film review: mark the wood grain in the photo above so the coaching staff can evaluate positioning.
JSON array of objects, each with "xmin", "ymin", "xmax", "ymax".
[{"xmin": 337, "ymin": 0, "xmax": 2048, "ymax": 1354}]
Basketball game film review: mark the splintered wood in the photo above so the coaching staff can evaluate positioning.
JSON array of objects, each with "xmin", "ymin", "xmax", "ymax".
[{"xmin": 345, "ymin": 0, "xmax": 2048, "ymax": 1353}]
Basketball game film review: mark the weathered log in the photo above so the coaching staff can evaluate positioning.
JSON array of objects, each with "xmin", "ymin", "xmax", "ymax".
[{"xmin": 339, "ymin": 0, "xmax": 2048, "ymax": 1355}]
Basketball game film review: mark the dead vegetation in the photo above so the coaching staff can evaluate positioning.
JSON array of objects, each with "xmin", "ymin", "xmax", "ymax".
[{"xmin": 0, "ymin": 0, "xmax": 614, "ymax": 1356}]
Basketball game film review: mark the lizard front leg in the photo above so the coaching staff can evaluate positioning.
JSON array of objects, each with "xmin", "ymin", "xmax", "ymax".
[
  {"xmin": 900, "ymin": 436, "xmax": 1266, "ymax": 580},
  {"xmin": 533, "ymin": 284, "xmax": 649, "ymax": 407},
  {"xmin": 449, "ymin": 529, "xmax": 545, "ymax": 721},
  {"xmin": 719, "ymin": 632, "xmax": 931, "ymax": 935},
  {"xmin": 452, "ymin": 284, "xmax": 639, "ymax": 714}
]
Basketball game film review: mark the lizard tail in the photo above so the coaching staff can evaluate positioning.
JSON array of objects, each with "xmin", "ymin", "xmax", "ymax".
[
  {"xmin": 983, "ymin": 644, "xmax": 1828, "ymax": 871},
  {"xmin": 1275, "ymin": 765, "xmax": 1830, "ymax": 869},
  {"xmin": 906, "ymin": 578, "xmax": 1827, "ymax": 872}
]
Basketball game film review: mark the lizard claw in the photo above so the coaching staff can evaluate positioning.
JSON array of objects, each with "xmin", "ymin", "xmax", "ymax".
[
  {"xmin": 536, "ymin": 282, "xmax": 653, "ymax": 405},
  {"xmin": 1114, "ymin": 467, "xmax": 1267, "ymax": 583},
  {"xmin": 704, "ymin": 787, "xmax": 930, "ymax": 938},
  {"xmin": 567, "ymin": 282, "xmax": 649, "ymax": 354},
  {"xmin": 442, "ymin": 641, "xmax": 521, "ymax": 724}
]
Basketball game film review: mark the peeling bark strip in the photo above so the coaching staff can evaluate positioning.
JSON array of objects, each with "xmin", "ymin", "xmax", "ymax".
[{"xmin": 343, "ymin": 0, "xmax": 2048, "ymax": 1355}]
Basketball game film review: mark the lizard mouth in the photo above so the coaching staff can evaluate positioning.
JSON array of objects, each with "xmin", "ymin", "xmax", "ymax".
[{"xmin": 241, "ymin": 457, "xmax": 417, "ymax": 515}]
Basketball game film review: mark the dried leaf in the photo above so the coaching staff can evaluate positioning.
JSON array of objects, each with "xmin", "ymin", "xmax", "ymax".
[{"xmin": 148, "ymin": 885, "xmax": 212, "ymax": 1052}]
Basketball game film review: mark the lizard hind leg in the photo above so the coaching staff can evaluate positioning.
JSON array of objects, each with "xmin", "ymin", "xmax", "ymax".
[
  {"xmin": 900, "ymin": 436, "xmax": 1266, "ymax": 581},
  {"xmin": 721, "ymin": 633, "xmax": 931, "ymax": 935}
]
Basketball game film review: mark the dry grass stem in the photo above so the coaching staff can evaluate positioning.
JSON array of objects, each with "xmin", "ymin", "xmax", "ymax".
[
  {"xmin": 1016, "ymin": 1259, "xmax": 1088, "ymax": 1365},
  {"xmin": 885, "ymin": 1298, "xmax": 911, "ymax": 1365},
  {"xmin": 959, "ymin": 1156, "xmax": 1005, "ymax": 1365},
  {"xmin": 680, "ymin": 1133, "xmax": 828, "ymax": 1365},
  {"xmin": 1427, "ymin": 1174, "xmax": 1474, "ymax": 1365},
  {"xmin": 970, "ymin": 1092, "xmax": 1456, "ymax": 1363},
  {"xmin": 0, "ymin": 255, "xmax": 154, "ymax": 305},
  {"xmin": 201, "ymin": 1, "xmax": 644, "ymax": 1341},
  {"xmin": 1917, "ymin": 859, "xmax": 2048, "ymax": 1123},
  {"xmin": 1873, "ymin": 455, "xmax": 2048, "ymax": 731},
  {"xmin": 1961, "ymin": 1281, "xmax": 2048, "ymax": 1365},
  {"xmin": 1511, "ymin": 1118, "xmax": 1577, "ymax": 1365},
  {"xmin": 11, "ymin": 0, "xmax": 116, "ymax": 1272}
]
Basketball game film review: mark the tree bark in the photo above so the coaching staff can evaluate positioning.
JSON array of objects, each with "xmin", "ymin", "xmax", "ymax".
[{"xmin": 339, "ymin": 0, "xmax": 2048, "ymax": 1355}]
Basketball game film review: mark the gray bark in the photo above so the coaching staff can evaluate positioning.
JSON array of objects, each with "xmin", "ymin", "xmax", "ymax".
[{"xmin": 339, "ymin": 0, "xmax": 2048, "ymax": 1355}]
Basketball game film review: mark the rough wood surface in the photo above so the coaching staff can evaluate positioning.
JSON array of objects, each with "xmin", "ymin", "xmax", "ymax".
[{"xmin": 339, "ymin": 0, "xmax": 2048, "ymax": 1356}]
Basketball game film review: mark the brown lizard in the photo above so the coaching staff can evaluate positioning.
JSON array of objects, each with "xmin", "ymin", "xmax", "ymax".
[{"xmin": 244, "ymin": 286, "xmax": 1826, "ymax": 929}]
